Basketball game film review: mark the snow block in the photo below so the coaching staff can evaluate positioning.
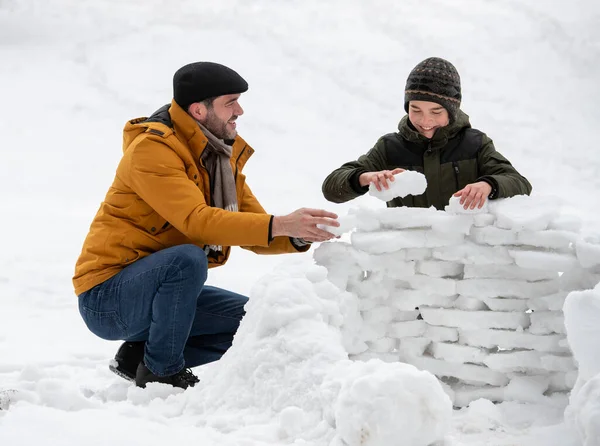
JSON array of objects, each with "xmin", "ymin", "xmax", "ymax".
[
  {"xmin": 406, "ymin": 356, "xmax": 509, "ymax": 387},
  {"xmin": 433, "ymin": 241, "xmax": 514, "ymax": 265},
  {"xmin": 575, "ymin": 234, "xmax": 600, "ymax": 269},
  {"xmin": 416, "ymin": 260, "xmax": 464, "ymax": 278},
  {"xmin": 420, "ymin": 308, "xmax": 530, "ymax": 330},
  {"xmin": 368, "ymin": 170, "xmax": 427, "ymax": 201},
  {"xmin": 458, "ymin": 329, "xmax": 568, "ymax": 353},
  {"xmin": 463, "ymin": 264, "xmax": 558, "ymax": 281},
  {"xmin": 508, "ymin": 249, "xmax": 579, "ymax": 272},
  {"xmin": 456, "ymin": 278, "xmax": 559, "ymax": 299}
]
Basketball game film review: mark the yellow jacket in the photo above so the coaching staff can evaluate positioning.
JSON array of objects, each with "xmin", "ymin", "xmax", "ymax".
[{"xmin": 73, "ymin": 101, "xmax": 305, "ymax": 295}]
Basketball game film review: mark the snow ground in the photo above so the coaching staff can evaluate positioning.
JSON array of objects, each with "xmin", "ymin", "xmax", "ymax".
[{"xmin": 1, "ymin": 0, "xmax": 599, "ymax": 445}]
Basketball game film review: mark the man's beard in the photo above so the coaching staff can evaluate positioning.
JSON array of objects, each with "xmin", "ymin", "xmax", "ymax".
[{"xmin": 204, "ymin": 109, "xmax": 237, "ymax": 140}]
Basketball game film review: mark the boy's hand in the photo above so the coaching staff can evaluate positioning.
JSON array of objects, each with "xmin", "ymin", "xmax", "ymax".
[
  {"xmin": 454, "ymin": 181, "xmax": 492, "ymax": 209},
  {"xmin": 359, "ymin": 168, "xmax": 405, "ymax": 191}
]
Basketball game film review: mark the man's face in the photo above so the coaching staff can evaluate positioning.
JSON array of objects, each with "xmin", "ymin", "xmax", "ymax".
[
  {"xmin": 196, "ymin": 94, "xmax": 244, "ymax": 140},
  {"xmin": 408, "ymin": 100, "xmax": 450, "ymax": 139}
]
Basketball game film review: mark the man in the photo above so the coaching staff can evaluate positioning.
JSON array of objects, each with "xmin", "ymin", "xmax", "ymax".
[
  {"xmin": 73, "ymin": 62, "xmax": 339, "ymax": 389},
  {"xmin": 322, "ymin": 57, "xmax": 531, "ymax": 210}
]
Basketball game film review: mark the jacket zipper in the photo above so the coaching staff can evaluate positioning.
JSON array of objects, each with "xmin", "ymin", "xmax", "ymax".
[
  {"xmin": 452, "ymin": 161, "xmax": 460, "ymax": 189},
  {"xmin": 234, "ymin": 145, "xmax": 247, "ymax": 179},
  {"xmin": 221, "ymin": 145, "xmax": 245, "ymax": 263},
  {"xmin": 426, "ymin": 142, "xmax": 433, "ymax": 156},
  {"xmin": 198, "ymin": 154, "xmax": 215, "ymax": 206}
]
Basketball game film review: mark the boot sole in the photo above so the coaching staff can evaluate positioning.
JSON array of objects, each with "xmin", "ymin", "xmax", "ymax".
[{"xmin": 109, "ymin": 361, "xmax": 136, "ymax": 382}]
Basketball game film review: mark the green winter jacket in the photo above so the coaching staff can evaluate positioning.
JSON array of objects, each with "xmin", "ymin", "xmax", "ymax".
[{"xmin": 322, "ymin": 110, "xmax": 532, "ymax": 210}]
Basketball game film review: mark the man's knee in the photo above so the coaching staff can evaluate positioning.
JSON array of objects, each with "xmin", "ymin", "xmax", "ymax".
[
  {"xmin": 233, "ymin": 294, "xmax": 249, "ymax": 320},
  {"xmin": 161, "ymin": 244, "xmax": 208, "ymax": 294},
  {"xmin": 170, "ymin": 244, "xmax": 207, "ymax": 274},
  {"xmin": 223, "ymin": 290, "xmax": 249, "ymax": 321}
]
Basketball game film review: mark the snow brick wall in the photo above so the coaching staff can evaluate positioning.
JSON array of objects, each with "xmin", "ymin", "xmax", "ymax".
[{"xmin": 314, "ymin": 195, "xmax": 600, "ymax": 408}]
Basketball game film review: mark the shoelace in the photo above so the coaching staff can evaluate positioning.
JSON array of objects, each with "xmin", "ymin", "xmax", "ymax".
[{"xmin": 176, "ymin": 368, "xmax": 199, "ymax": 385}]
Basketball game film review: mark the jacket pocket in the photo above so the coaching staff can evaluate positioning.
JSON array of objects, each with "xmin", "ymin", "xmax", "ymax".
[
  {"xmin": 142, "ymin": 212, "xmax": 169, "ymax": 236},
  {"xmin": 78, "ymin": 289, "xmax": 128, "ymax": 340},
  {"xmin": 79, "ymin": 307, "xmax": 128, "ymax": 340},
  {"xmin": 134, "ymin": 199, "xmax": 170, "ymax": 236}
]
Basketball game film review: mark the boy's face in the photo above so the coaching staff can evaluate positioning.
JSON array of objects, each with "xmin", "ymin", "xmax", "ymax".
[{"xmin": 408, "ymin": 100, "xmax": 449, "ymax": 139}]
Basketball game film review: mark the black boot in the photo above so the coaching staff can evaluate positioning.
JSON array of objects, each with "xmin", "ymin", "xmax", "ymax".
[
  {"xmin": 135, "ymin": 363, "xmax": 199, "ymax": 389},
  {"xmin": 109, "ymin": 341, "xmax": 145, "ymax": 381}
]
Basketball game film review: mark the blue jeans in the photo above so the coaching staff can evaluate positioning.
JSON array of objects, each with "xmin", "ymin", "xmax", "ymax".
[{"xmin": 78, "ymin": 244, "xmax": 248, "ymax": 376}]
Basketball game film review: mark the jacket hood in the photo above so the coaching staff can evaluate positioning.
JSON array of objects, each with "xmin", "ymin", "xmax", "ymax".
[
  {"xmin": 122, "ymin": 100, "xmax": 254, "ymax": 169},
  {"xmin": 398, "ymin": 109, "xmax": 472, "ymax": 149},
  {"xmin": 122, "ymin": 104, "xmax": 174, "ymax": 154}
]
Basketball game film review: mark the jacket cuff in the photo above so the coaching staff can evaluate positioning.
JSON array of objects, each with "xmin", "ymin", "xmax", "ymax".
[
  {"xmin": 289, "ymin": 237, "xmax": 312, "ymax": 251},
  {"xmin": 478, "ymin": 177, "xmax": 499, "ymax": 199},
  {"xmin": 350, "ymin": 170, "xmax": 369, "ymax": 195},
  {"xmin": 268, "ymin": 215, "xmax": 274, "ymax": 243}
]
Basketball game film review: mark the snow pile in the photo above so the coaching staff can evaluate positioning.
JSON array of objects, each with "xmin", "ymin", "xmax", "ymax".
[
  {"xmin": 185, "ymin": 262, "xmax": 452, "ymax": 445},
  {"xmin": 564, "ymin": 282, "xmax": 600, "ymax": 446},
  {"xmin": 325, "ymin": 359, "xmax": 451, "ymax": 446},
  {"xmin": 314, "ymin": 195, "xmax": 600, "ymax": 407}
]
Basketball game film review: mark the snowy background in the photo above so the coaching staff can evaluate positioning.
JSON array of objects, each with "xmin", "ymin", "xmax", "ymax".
[{"xmin": 1, "ymin": 0, "xmax": 600, "ymax": 445}]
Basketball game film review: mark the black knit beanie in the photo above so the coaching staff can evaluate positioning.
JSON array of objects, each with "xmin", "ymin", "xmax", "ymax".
[
  {"xmin": 404, "ymin": 57, "xmax": 461, "ymax": 122},
  {"xmin": 173, "ymin": 62, "xmax": 248, "ymax": 110}
]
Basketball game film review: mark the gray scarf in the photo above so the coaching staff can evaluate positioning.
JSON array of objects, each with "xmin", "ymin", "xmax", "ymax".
[{"xmin": 198, "ymin": 123, "xmax": 238, "ymax": 253}]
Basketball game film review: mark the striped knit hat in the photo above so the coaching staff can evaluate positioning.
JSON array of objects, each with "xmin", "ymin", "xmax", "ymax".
[{"xmin": 404, "ymin": 57, "xmax": 462, "ymax": 122}]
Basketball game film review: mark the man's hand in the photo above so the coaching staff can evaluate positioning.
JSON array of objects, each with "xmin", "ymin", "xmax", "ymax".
[
  {"xmin": 359, "ymin": 168, "xmax": 405, "ymax": 191},
  {"xmin": 272, "ymin": 208, "xmax": 339, "ymax": 242},
  {"xmin": 453, "ymin": 181, "xmax": 492, "ymax": 209}
]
